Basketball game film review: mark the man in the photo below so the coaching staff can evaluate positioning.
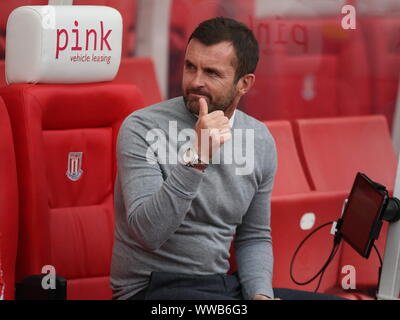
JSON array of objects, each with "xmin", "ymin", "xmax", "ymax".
[{"xmin": 110, "ymin": 17, "xmax": 340, "ymax": 301}]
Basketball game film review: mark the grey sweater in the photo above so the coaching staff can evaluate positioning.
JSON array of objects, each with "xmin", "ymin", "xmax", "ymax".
[{"xmin": 110, "ymin": 97, "xmax": 277, "ymax": 300}]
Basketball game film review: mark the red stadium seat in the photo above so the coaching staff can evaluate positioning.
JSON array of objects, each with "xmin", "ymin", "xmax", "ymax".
[
  {"xmin": 271, "ymin": 191, "xmax": 346, "ymax": 293},
  {"xmin": 251, "ymin": 119, "xmax": 388, "ymax": 297},
  {"xmin": 360, "ymin": 16, "xmax": 400, "ymax": 130},
  {"xmin": 0, "ymin": 83, "xmax": 144, "ymax": 300},
  {"xmin": 230, "ymin": 190, "xmax": 348, "ymax": 296},
  {"xmin": 114, "ymin": 57, "xmax": 162, "ymax": 106},
  {"xmin": 294, "ymin": 115, "xmax": 398, "ymax": 299},
  {"xmin": 264, "ymin": 121, "xmax": 311, "ymax": 196},
  {"xmin": 0, "ymin": 97, "xmax": 18, "ymax": 300},
  {"xmin": 229, "ymin": 120, "xmax": 346, "ymax": 295},
  {"xmin": 294, "ymin": 115, "xmax": 397, "ymax": 193},
  {"xmin": 264, "ymin": 120, "xmax": 343, "ymax": 292},
  {"xmin": 245, "ymin": 16, "xmax": 371, "ymax": 121}
]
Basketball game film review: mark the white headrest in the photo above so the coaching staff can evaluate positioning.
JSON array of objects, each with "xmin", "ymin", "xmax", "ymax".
[{"xmin": 6, "ymin": 6, "xmax": 122, "ymax": 84}]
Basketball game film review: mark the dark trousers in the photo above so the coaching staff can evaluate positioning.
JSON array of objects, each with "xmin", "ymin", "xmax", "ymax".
[{"xmin": 129, "ymin": 272, "xmax": 347, "ymax": 300}]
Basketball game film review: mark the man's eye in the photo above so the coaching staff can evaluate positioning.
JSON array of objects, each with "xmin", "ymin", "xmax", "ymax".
[
  {"xmin": 206, "ymin": 69, "xmax": 218, "ymax": 76},
  {"xmin": 186, "ymin": 63, "xmax": 195, "ymax": 71}
]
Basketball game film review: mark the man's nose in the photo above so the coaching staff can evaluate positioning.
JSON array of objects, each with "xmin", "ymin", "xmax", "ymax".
[{"xmin": 190, "ymin": 71, "xmax": 205, "ymax": 88}]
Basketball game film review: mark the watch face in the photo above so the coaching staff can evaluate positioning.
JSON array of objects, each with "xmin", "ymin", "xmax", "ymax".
[
  {"xmin": 183, "ymin": 148, "xmax": 199, "ymax": 164},
  {"xmin": 183, "ymin": 148, "xmax": 195, "ymax": 164}
]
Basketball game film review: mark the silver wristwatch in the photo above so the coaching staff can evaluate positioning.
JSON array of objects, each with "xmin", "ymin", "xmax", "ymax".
[{"xmin": 182, "ymin": 148, "xmax": 208, "ymax": 171}]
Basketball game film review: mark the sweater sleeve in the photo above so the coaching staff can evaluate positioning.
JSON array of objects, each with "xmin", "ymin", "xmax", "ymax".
[
  {"xmin": 234, "ymin": 132, "xmax": 277, "ymax": 300},
  {"xmin": 117, "ymin": 115, "xmax": 205, "ymax": 251}
]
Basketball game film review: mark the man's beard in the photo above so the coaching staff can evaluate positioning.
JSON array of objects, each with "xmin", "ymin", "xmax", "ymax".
[{"xmin": 183, "ymin": 87, "xmax": 236, "ymax": 115}]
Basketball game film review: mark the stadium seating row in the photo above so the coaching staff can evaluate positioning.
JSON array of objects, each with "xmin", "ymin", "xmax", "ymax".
[
  {"xmin": 1, "ymin": 1, "xmax": 399, "ymax": 131},
  {"xmin": 244, "ymin": 16, "xmax": 400, "ymax": 130},
  {"xmin": 262, "ymin": 116, "xmax": 397, "ymax": 297},
  {"xmin": 0, "ymin": 0, "xmax": 398, "ymax": 301},
  {"xmin": 168, "ymin": 1, "xmax": 400, "ymax": 129},
  {"xmin": 268, "ymin": 116, "xmax": 397, "ymax": 197},
  {"xmin": 1, "ymin": 87, "xmax": 395, "ymax": 299}
]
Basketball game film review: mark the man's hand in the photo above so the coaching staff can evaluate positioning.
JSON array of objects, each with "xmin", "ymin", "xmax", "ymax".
[
  {"xmin": 253, "ymin": 294, "xmax": 281, "ymax": 300},
  {"xmin": 194, "ymin": 98, "xmax": 232, "ymax": 163}
]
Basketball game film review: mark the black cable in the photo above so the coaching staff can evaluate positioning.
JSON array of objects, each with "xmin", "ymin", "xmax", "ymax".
[
  {"xmin": 373, "ymin": 244, "xmax": 383, "ymax": 268},
  {"xmin": 373, "ymin": 243, "xmax": 383, "ymax": 298},
  {"xmin": 291, "ymin": 221, "xmax": 384, "ymax": 294},
  {"xmin": 290, "ymin": 221, "xmax": 334, "ymax": 285},
  {"xmin": 314, "ymin": 271, "xmax": 324, "ymax": 293},
  {"xmin": 290, "ymin": 221, "xmax": 341, "ymax": 292},
  {"xmin": 314, "ymin": 242, "xmax": 341, "ymax": 292}
]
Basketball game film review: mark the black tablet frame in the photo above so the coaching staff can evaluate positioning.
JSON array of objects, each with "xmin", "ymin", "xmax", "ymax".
[{"xmin": 337, "ymin": 172, "xmax": 388, "ymax": 259}]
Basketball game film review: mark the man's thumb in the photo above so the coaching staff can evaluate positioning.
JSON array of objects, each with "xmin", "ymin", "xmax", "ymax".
[{"xmin": 199, "ymin": 98, "xmax": 209, "ymax": 117}]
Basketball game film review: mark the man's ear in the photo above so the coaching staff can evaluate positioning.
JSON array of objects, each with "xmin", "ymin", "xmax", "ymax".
[{"xmin": 236, "ymin": 74, "xmax": 256, "ymax": 97}]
